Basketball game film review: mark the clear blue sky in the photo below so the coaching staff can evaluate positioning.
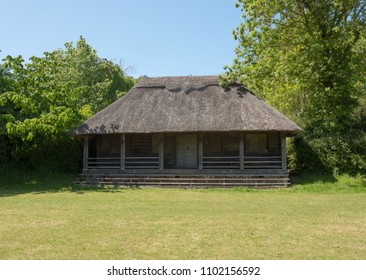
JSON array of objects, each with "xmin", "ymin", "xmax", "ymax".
[{"xmin": 0, "ymin": 0, "xmax": 242, "ymax": 78}]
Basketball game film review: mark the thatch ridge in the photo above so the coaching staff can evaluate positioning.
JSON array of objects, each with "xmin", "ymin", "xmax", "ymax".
[{"xmin": 74, "ymin": 75, "xmax": 302, "ymax": 135}]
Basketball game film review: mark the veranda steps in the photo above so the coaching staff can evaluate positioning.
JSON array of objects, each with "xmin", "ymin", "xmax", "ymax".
[{"xmin": 77, "ymin": 173, "xmax": 290, "ymax": 188}]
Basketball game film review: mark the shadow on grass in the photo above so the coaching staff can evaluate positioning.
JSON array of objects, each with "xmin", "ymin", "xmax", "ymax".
[
  {"xmin": 290, "ymin": 172, "xmax": 336, "ymax": 185},
  {"xmin": 1, "ymin": 170, "xmax": 364, "ymax": 197},
  {"xmin": 0, "ymin": 171, "xmax": 142, "ymax": 197}
]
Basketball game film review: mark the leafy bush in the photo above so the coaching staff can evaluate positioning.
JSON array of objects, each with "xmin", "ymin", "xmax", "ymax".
[
  {"xmin": 288, "ymin": 130, "xmax": 366, "ymax": 175},
  {"xmin": 0, "ymin": 37, "xmax": 134, "ymax": 171}
]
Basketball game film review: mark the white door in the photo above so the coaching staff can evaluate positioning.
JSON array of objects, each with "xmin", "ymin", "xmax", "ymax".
[{"xmin": 176, "ymin": 135, "xmax": 198, "ymax": 168}]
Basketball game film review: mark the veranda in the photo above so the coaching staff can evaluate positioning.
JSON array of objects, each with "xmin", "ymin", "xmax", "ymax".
[{"xmin": 82, "ymin": 132, "xmax": 287, "ymax": 175}]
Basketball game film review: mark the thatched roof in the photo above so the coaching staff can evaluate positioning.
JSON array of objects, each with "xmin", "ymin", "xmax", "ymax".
[{"xmin": 73, "ymin": 75, "xmax": 302, "ymax": 135}]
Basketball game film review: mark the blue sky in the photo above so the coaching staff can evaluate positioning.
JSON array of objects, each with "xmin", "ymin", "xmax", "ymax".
[{"xmin": 0, "ymin": 0, "xmax": 242, "ymax": 78}]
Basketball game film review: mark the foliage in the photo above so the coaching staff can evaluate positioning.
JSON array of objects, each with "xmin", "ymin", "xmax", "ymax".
[
  {"xmin": 224, "ymin": 0, "xmax": 366, "ymax": 173},
  {"xmin": 286, "ymin": 136, "xmax": 329, "ymax": 173},
  {"xmin": 0, "ymin": 37, "xmax": 135, "ymax": 170}
]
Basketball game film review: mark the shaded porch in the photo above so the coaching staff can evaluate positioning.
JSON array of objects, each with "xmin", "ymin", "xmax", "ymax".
[{"xmin": 82, "ymin": 132, "xmax": 288, "ymax": 174}]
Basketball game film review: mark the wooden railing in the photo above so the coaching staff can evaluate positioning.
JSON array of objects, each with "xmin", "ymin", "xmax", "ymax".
[
  {"xmin": 125, "ymin": 156, "xmax": 159, "ymax": 169},
  {"xmin": 203, "ymin": 156, "xmax": 240, "ymax": 169},
  {"xmin": 202, "ymin": 156, "xmax": 282, "ymax": 169},
  {"xmin": 244, "ymin": 156, "xmax": 282, "ymax": 169},
  {"xmin": 88, "ymin": 157, "xmax": 120, "ymax": 169},
  {"xmin": 87, "ymin": 156, "xmax": 282, "ymax": 170},
  {"xmin": 88, "ymin": 156, "xmax": 159, "ymax": 170}
]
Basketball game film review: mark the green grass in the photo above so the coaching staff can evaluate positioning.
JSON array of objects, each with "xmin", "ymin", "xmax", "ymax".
[{"xmin": 0, "ymin": 171, "xmax": 365, "ymax": 259}]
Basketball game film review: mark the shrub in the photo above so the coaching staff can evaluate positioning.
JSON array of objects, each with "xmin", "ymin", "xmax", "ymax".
[{"xmin": 288, "ymin": 130, "xmax": 366, "ymax": 175}]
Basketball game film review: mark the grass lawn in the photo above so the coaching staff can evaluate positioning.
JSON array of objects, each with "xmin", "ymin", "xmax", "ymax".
[{"xmin": 0, "ymin": 171, "xmax": 365, "ymax": 260}]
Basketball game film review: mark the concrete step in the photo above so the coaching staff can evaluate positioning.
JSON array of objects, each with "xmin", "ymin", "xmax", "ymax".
[{"xmin": 77, "ymin": 174, "xmax": 290, "ymax": 188}]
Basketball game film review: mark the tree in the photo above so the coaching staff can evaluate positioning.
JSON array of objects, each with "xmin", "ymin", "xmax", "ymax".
[
  {"xmin": 224, "ymin": 0, "xmax": 366, "ymax": 129},
  {"xmin": 0, "ymin": 37, "xmax": 135, "ymax": 169},
  {"xmin": 224, "ymin": 0, "xmax": 366, "ymax": 173},
  {"xmin": 0, "ymin": 59, "xmax": 16, "ymax": 163}
]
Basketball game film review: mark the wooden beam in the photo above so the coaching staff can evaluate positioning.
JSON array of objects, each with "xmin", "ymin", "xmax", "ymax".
[
  {"xmin": 281, "ymin": 133, "xmax": 287, "ymax": 171},
  {"xmin": 83, "ymin": 136, "xmax": 89, "ymax": 172},
  {"xmin": 120, "ymin": 134, "xmax": 125, "ymax": 170},
  {"xmin": 198, "ymin": 133, "xmax": 203, "ymax": 170},
  {"xmin": 96, "ymin": 135, "xmax": 101, "ymax": 157},
  {"xmin": 239, "ymin": 132, "xmax": 244, "ymax": 170},
  {"xmin": 159, "ymin": 134, "xmax": 164, "ymax": 170}
]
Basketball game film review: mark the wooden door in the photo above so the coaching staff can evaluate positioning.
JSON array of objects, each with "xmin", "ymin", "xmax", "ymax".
[{"xmin": 176, "ymin": 134, "xmax": 198, "ymax": 168}]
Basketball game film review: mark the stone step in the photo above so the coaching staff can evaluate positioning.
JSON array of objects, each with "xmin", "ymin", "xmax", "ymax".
[
  {"xmin": 77, "ymin": 174, "xmax": 290, "ymax": 188},
  {"xmin": 78, "ymin": 177, "xmax": 289, "ymax": 182}
]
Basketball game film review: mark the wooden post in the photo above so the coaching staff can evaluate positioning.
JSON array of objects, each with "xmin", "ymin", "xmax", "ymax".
[
  {"xmin": 83, "ymin": 136, "xmax": 89, "ymax": 172},
  {"xmin": 198, "ymin": 133, "xmax": 203, "ymax": 170},
  {"xmin": 120, "ymin": 134, "xmax": 125, "ymax": 170},
  {"xmin": 159, "ymin": 134, "xmax": 164, "ymax": 170},
  {"xmin": 281, "ymin": 133, "xmax": 287, "ymax": 171},
  {"xmin": 239, "ymin": 132, "xmax": 244, "ymax": 170}
]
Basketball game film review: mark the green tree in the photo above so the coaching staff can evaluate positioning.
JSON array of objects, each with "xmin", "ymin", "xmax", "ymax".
[
  {"xmin": 0, "ymin": 37, "xmax": 135, "ymax": 169},
  {"xmin": 224, "ymin": 0, "xmax": 366, "ymax": 130},
  {"xmin": 224, "ymin": 0, "xmax": 366, "ymax": 173}
]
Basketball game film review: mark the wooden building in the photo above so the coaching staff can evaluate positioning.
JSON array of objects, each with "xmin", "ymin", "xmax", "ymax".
[{"xmin": 73, "ymin": 76, "xmax": 302, "ymax": 187}]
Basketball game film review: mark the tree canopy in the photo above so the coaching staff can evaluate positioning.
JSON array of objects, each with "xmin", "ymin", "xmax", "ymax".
[
  {"xmin": 0, "ymin": 37, "xmax": 135, "ymax": 170},
  {"xmin": 224, "ymin": 0, "xmax": 366, "ymax": 173}
]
